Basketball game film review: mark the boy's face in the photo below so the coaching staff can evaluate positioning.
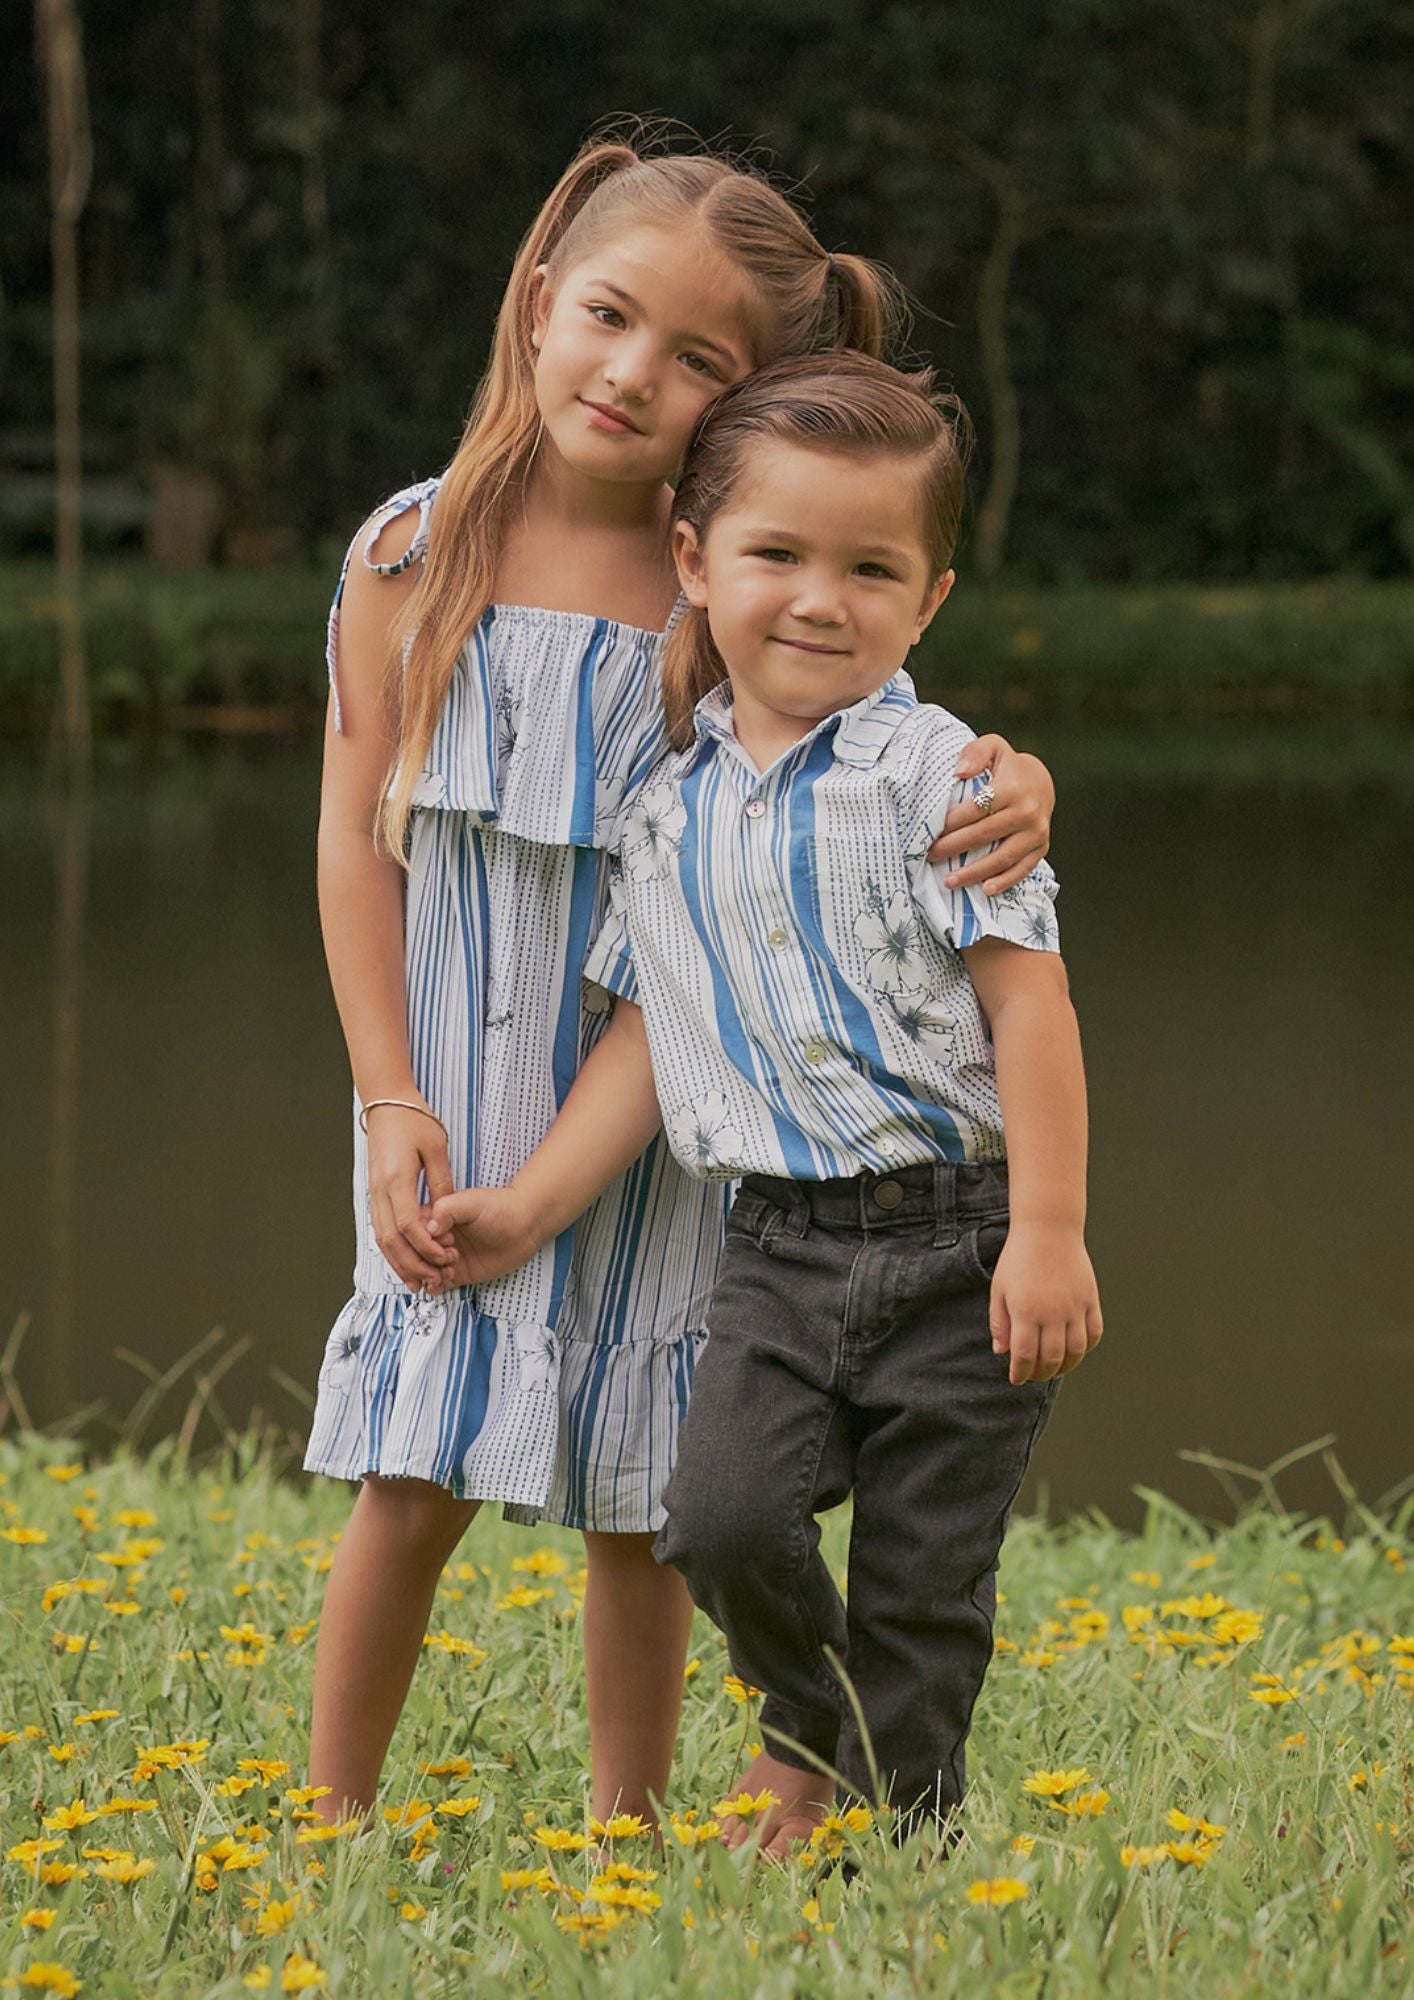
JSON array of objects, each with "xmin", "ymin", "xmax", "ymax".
[
  {"xmin": 675, "ymin": 441, "xmax": 953, "ymax": 737},
  {"xmin": 530, "ymin": 224, "xmax": 755, "ymax": 487}
]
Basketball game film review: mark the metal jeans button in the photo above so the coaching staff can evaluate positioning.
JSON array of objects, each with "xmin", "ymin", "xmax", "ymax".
[{"xmin": 873, "ymin": 1179, "xmax": 904, "ymax": 1210}]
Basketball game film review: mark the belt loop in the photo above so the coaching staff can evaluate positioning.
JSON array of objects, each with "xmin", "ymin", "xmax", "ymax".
[
  {"xmin": 931, "ymin": 1159, "xmax": 959, "ymax": 1247},
  {"xmin": 779, "ymin": 1181, "xmax": 811, "ymax": 1238}
]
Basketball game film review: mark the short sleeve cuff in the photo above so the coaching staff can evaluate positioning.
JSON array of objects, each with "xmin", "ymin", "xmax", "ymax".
[
  {"xmin": 912, "ymin": 855, "xmax": 1061, "ymax": 955},
  {"xmin": 582, "ymin": 907, "xmax": 639, "ymax": 1005}
]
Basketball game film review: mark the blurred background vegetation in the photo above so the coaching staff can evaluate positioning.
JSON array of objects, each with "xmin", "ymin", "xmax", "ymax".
[{"xmin": 7, "ymin": 4, "xmax": 1414, "ymax": 646}]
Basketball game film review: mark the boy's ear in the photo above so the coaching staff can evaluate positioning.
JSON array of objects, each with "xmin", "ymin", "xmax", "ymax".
[
  {"xmin": 912, "ymin": 567, "xmax": 954, "ymax": 643},
  {"xmin": 673, "ymin": 520, "xmax": 709, "ymax": 606},
  {"xmin": 529, "ymin": 264, "xmax": 552, "ymax": 351}
]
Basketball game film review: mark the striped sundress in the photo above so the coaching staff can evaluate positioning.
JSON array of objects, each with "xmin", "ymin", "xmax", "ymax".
[{"xmin": 301, "ymin": 479, "xmax": 730, "ymax": 1531}]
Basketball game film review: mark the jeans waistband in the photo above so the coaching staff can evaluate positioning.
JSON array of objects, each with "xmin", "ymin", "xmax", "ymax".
[{"xmin": 738, "ymin": 1158, "xmax": 1008, "ymax": 1235}]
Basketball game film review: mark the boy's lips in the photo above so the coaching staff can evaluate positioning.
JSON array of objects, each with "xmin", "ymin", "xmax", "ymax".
[
  {"xmin": 580, "ymin": 398, "xmax": 644, "ymax": 435},
  {"xmin": 771, "ymin": 636, "xmax": 850, "ymax": 655}
]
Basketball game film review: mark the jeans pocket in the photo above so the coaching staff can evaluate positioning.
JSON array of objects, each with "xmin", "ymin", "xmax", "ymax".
[{"xmin": 961, "ymin": 1213, "xmax": 1010, "ymax": 1288}]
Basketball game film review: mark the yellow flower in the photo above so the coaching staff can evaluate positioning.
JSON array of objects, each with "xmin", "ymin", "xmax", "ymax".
[
  {"xmin": 511, "ymin": 1547, "xmax": 568, "ymax": 1577},
  {"xmin": 21, "ymin": 1908, "xmax": 59, "ymax": 1930},
  {"xmin": 1210, "ymin": 1610, "xmax": 1262, "ymax": 1647},
  {"xmin": 495, "ymin": 1584, "xmax": 554, "ymax": 1610},
  {"xmin": 1048, "ymin": 1788, "xmax": 1109, "ymax": 1818},
  {"xmin": 44, "ymin": 1464, "xmax": 84, "ymax": 1482},
  {"xmin": 713, "ymin": 1789, "xmax": 780, "ymax": 1819},
  {"xmin": 382, "ymin": 1799, "xmax": 434, "ymax": 1829},
  {"xmin": 421, "ymin": 1630, "xmax": 487, "ymax": 1663},
  {"xmin": 433, "ymin": 1796, "xmax": 481, "ymax": 1818},
  {"xmin": 1021, "ymin": 1767, "xmax": 1092, "ymax": 1798},
  {"xmin": 283, "ymin": 1785, "xmax": 331, "ymax": 1806},
  {"xmin": 1160, "ymin": 1592, "xmax": 1231, "ymax": 1620},
  {"xmin": 669, "ymin": 1814, "xmax": 722, "ymax": 1846},
  {"xmin": 104, "ymin": 1600, "xmax": 142, "ymax": 1617},
  {"xmin": 294, "ymin": 1819, "xmax": 361, "ymax": 1843},
  {"xmin": 237, "ymin": 1759, "xmax": 290, "ymax": 1783},
  {"xmin": 18, "ymin": 1967, "xmax": 82, "ymax": 1995},
  {"xmin": 557, "ymin": 1909, "xmax": 627, "ymax": 1941},
  {"xmin": 501, "ymin": 1866, "xmax": 557, "ymax": 1892},
  {"xmin": 1249, "ymin": 1686, "xmax": 1298, "ymax": 1705},
  {"xmin": 95, "ymin": 1798, "xmax": 157, "ymax": 1817},
  {"xmin": 1280, "ymin": 1732, "xmax": 1307, "ymax": 1750},
  {"xmin": 683, "ymin": 1658, "xmax": 701, "ymax": 1680},
  {"xmin": 48, "ymin": 1743, "xmax": 78, "ymax": 1762},
  {"xmin": 280, "ymin": 1955, "xmax": 327, "ymax": 1992},
  {"xmin": 1121, "ymin": 1845, "xmax": 1167, "ymax": 1868},
  {"xmin": 966, "ymin": 1877, "xmax": 1029, "ymax": 1907},
  {"xmin": 242, "ymin": 1970, "xmax": 272, "ymax": 1990},
  {"xmin": 419, "ymin": 1756, "xmax": 473, "ymax": 1778},
  {"xmin": 74, "ymin": 1710, "xmax": 120, "ymax": 1726},
  {"xmin": 94, "ymin": 1856, "xmax": 156, "ymax": 1882},
  {"xmin": 1166, "ymin": 1809, "xmax": 1227, "ymax": 1839},
  {"xmin": 39, "ymin": 1863, "xmax": 86, "ymax": 1886},
  {"xmin": 1010, "ymin": 1834, "xmax": 1036, "ymax": 1855},
  {"xmin": 532, "ymin": 1825, "xmax": 593, "ymax": 1852},
  {"xmin": 1186, "ymin": 1552, "xmax": 1217, "ymax": 1570},
  {"xmin": 1164, "ymin": 1839, "xmax": 1213, "ymax": 1867},
  {"xmin": 1128, "ymin": 1570, "xmax": 1161, "ymax": 1589},
  {"xmin": 110, "ymin": 1509, "xmax": 157, "ymax": 1529},
  {"xmin": 2, "ymin": 1526, "xmax": 50, "ymax": 1544},
  {"xmin": 722, "ymin": 1675, "xmax": 762, "ymax": 1704},
  {"xmin": 42, "ymin": 1798, "xmax": 98, "ymax": 1831},
  {"xmin": 801, "ymin": 1896, "xmax": 835, "ymax": 1933},
  {"xmin": 586, "ymin": 1880, "xmax": 662, "ymax": 1912},
  {"xmin": 588, "ymin": 1812, "xmax": 650, "ymax": 1839},
  {"xmin": 399, "ymin": 1900, "xmax": 428, "ymax": 1920},
  {"xmin": 215, "ymin": 1775, "xmax": 262, "ymax": 1798}
]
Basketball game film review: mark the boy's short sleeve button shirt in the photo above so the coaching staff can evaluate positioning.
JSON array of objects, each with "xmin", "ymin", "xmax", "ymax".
[{"xmin": 581, "ymin": 671, "xmax": 1060, "ymax": 1181}]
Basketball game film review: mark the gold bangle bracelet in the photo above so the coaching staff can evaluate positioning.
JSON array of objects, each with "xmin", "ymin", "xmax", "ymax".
[{"xmin": 358, "ymin": 1097, "xmax": 450, "ymax": 1147}]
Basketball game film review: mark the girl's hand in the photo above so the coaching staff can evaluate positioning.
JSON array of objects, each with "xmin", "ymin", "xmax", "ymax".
[
  {"xmin": 929, "ymin": 737, "xmax": 1055, "ymax": 895},
  {"xmin": 425, "ymin": 1187, "xmax": 545, "ymax": 1291},
  {"xmin": 365, "ymin": 1102, "xmax": 458, "ymax": 1289},
  {"xmin": 989, "ymin": 1228, "xmax": 1102, "ymax": 1386}
]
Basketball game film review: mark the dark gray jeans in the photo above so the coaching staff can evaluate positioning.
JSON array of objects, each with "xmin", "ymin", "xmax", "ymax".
[{"xmin": 654, "ymin": 1159, "xmax": 1057, "ymax": 1828}]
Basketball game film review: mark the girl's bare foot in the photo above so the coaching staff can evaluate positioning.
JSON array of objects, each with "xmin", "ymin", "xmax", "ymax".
[{"xmin": 718, "ymin": 1749, "xmax": 835, "ymax": 1859}]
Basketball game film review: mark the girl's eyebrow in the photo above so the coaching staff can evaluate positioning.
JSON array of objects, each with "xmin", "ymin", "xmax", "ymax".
[{"xmin": 587, "ymin": 280, "xmax": 741, "ymax": 365}]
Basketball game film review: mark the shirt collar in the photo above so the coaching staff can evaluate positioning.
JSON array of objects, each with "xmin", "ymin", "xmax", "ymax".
[{"xmin": 689, "ymin": 669, "xmax": 918, "ymax": 771}]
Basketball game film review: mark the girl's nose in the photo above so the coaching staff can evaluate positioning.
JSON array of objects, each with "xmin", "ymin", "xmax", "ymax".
[{"xmin": 603, "ymin": 344, "xmax": 656, "ymax": 404}]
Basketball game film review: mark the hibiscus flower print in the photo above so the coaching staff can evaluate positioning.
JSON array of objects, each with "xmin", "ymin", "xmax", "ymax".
[
  {"xmin": 853, "ymin": 882, "xmax": 928, "ymax": 996},
  {"xmin": 886, "ymin": 992, "xmax": 956, "ymax": 1061},
  {"xmin": 994, "ymin": 887, "xmax": 1059, "ymax": 952},
  {"xmin": 667, "ymin": 1091, "xmax": 745, "ymax": 1172},
  {"xmin": 494, "ymin": 687, "xmax": 521, "ymax": 763},
  {"xmin": 622, "ymin": 782, "xmax": 687, "ymax": 880}
]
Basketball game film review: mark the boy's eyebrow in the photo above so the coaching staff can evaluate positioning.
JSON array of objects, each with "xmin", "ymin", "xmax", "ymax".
[
  {"xmin": 740, "ymin": 524, "xmax": 917, "ymax": 565},
  {"xmin": 588, "ymin": 281, "xmax": 741, "ymax": 364}
]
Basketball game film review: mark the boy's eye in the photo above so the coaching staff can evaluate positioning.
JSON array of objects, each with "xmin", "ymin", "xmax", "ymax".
[{"xmin": 857, "ymin": 561, "xmax": 899, "ymax": 580}]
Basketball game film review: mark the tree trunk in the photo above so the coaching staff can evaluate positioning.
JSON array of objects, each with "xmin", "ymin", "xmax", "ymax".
[{"xmin": 974, "ymin": 189, "xmax": 1026, "ymax": 581}]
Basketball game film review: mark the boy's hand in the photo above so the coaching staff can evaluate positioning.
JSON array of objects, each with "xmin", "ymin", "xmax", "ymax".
[
  {"xmin": 990, "ymin": 1228, "xmax": 1102, "ymax": 1386},
  {"xmin": 423, "ymin": 1187, "xmax": 545, "ymax": 1292}
]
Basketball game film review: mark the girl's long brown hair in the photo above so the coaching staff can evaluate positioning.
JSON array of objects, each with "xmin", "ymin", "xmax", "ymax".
[
  {"xmin": 660, "ymin": 353, "xmax": 975, "ymax": 748},
  {"xmin": 374, "ymin": 128, "xmax": 907, "ymax": 858}
]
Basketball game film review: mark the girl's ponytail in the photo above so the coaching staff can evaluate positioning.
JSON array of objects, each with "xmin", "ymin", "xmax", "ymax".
[
  {"xmin": 660, "ymin": 607, "xmax": 726, "ymax": 750},
  {"xmin": 821, "ymin": 251, "xmax": 907, "ymax": 362}
]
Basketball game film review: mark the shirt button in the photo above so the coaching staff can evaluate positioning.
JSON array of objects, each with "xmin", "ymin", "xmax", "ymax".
[
  {"xmin": 744, "ymin": 799, "xmax": 766, "ymax": 819},
  {"xmin": 873, "ymin": 1179, "xmax": 904, "ymax": 1210},
  {"xmin": 766, "ymin": 928, "xmax": 789, "ymax": 950},
  {"xmin": 803, "ymin": 1040, "xmax": 829, "ymax": 1065},
  {"xmin": 878, "ymin": 1133, "xmax": 899, "ymax": 1156}
]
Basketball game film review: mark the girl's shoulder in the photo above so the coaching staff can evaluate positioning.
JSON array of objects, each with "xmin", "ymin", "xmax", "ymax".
[{"xmin": 356, "ymin": 475, "xmax": 443, "ymax": 578}]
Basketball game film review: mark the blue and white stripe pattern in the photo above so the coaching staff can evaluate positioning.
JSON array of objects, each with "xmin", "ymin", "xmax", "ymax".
[
  {"xmin": 304, "ymin": 482, "xmax": 729, "ymax": 1529},
  {"xmin": 583, "ymin": 673, "xmax": 1061, "ymax": 1181}
]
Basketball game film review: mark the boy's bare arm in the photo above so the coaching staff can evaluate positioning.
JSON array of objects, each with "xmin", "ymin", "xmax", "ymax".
[
  {"xmin": 425, "ymin": 997, "xmax": 662, "ymax": 1289},
  {"xmin": 964, "ymin": 942, "xmax": 1103, "ymax": 1386}
]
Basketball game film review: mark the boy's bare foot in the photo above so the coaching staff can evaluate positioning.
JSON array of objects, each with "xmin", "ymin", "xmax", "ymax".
[{"xmin": 718, "ymin": 1749, "xmax": 835, "ymax": 1859}]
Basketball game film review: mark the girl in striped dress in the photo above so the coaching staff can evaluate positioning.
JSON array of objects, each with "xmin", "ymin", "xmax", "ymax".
[{"xmin": 302, "ymin": 133, "xmax": 1058, "ymax": 1829}]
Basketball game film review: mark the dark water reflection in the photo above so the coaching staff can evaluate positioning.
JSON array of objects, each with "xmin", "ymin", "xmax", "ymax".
[{"xmin": 4, "ymin": 722, "xmax": 1411, "ymax": 1526}]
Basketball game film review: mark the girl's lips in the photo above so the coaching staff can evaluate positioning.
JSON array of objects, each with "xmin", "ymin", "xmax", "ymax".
[{"xmin": 580, "ymin": 399, "xmax": 642, "ymax": 435}]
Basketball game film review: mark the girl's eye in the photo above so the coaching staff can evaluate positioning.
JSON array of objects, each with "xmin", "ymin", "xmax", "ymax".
[
  {"xmin": 753, "ymin": 547, "xmax": 796, "ymax": 564},
  {"xmin": 588, "ymin": 304, "xmax": 626, "ymax": 327},
  {"xmin": 680, "ymin": 352, "xmax": 719, "ymax": 378}
]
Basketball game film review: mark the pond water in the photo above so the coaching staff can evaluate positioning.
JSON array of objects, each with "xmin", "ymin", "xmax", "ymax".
[{"xmin": 4, "ymin": 720, "xmax": 1411, "ymax": 1528}]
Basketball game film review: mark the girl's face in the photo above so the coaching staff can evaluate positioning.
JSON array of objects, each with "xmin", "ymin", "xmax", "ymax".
[
  {"xmin": 674, "ymin": 440, "xmax": 953, "ymax": 736},
  {"xmin": 530, "ymin": 224, "xmax": 756, "ymax": 487}
]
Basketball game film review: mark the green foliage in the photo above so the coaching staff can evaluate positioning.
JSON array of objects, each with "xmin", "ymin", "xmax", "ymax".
[
  {"xmin": 5, "ymin": 1, "xmax": 1414, "ymax": 579},
  {"xmin": 1, "ymin": 1425, "xmax": 1411, "ymax": 1994}
]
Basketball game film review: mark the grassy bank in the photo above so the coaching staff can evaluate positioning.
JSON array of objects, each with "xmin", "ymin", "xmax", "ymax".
[
  {"xmin": 1, "ymin": 1427, "xmax": 1410, "ymax": 1996},
  {"xmin": 3, "ymin": 563, "xmax": 1413, "ymax": 727}
]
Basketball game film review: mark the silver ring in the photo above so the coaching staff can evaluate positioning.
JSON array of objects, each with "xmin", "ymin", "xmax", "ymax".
[{"xmin": 973, "ymin": 783, "xmax": 997, "ymax": 817}]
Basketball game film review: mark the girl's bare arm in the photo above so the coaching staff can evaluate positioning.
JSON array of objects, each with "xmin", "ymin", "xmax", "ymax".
[{"xmin": 317, "ymin": 507, "xmax": 455, "ymax": 1286}]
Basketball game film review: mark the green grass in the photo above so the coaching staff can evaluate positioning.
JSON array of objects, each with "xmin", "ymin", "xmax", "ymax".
[
  {"xmin": 3, "ymin": 563, "xmax": 1413, "ymax": 724},
  {"xmin": 2, "ymin": 1415, "xmax": 1410, "ymax": 1998}
]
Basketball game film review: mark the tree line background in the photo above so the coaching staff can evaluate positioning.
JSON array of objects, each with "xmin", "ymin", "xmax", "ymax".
[{"xmin": 6, "ymin": 0, "xmax": 1414, "ymax": 585}]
